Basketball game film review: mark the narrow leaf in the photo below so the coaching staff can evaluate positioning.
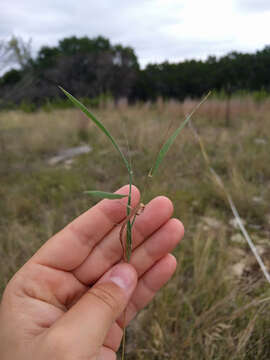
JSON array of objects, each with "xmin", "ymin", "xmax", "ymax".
[
  {"xmin": 149, "ymin": 92, "xmax": 211, "ymax": 176},
  {"xmin": 59, "ymin": 87, "xmax": 130, "ymax": 172},
  {"xmin": 84, "ymin": 190, "xmax": 128, "ymax": 200}
]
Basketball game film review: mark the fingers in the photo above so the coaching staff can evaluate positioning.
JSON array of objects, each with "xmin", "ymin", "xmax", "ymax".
[
  {"xmin": 103, "ymin": 254, "xmax": 178, "ymax": 352},
  {"xmin": 31, "ymin": 185, "xmax": 140, "ymax": 271},
  {"xmin": 129, "ymin": 218, "xmax": 184, "ymax": 277},
  {"xmin": 119, "ymin": 253, "xmax": 177, "ymax": 327},
  {"xmin": 73, "ymin": 196, "xmax": 174, "ymax": 284},
  {"xmin": 46, "ymin": 263, "xmax": 137, "ymax": 359}
]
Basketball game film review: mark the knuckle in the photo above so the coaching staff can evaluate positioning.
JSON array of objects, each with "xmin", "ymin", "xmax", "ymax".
[{"xmin": 89, "ymin": 284, "xmax": 120, "ymax": 314}]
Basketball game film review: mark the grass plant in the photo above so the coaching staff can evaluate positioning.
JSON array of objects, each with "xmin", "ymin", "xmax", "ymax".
[
  {"xmin": 60, "ymin": 87, "xmax": 210, "ymax": 358},
  {"xmin": 189, "ymin": 121, "xmax": 270, "ymax": 283}
]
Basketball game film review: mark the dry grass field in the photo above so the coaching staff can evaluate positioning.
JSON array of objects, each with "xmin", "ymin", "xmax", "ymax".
[{"xmin": 1, "ymin": 96, "xmax": 270, "ymax": 359}]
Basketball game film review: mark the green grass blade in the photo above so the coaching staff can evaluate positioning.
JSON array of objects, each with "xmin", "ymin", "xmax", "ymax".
[
  {"xmin": 84, "ymin": 190, "xmax": 128, "ymax": 200},
  {"xmin": 60, "ymin": 86, "xmax": 134, "ymax": 266},
  {"xmin": 59, "ymin": 86, "xmax": 131, "ymax": 172},
  {"xmin": 149, "ymin": 92, "xmax": 211, "ymax": 177}
]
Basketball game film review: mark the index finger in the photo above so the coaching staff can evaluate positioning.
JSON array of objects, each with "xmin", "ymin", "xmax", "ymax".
[{"xmin": 31, "ymin": 185, "xmax": 140, "ymax": 271}]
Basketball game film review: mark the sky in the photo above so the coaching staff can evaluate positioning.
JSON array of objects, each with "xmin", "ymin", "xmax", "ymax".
[{"xmin": 1, "ymin": 0, "xmax": 270, "ymax": 68}]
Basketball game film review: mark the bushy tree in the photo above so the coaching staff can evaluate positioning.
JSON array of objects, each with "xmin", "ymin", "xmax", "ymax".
[{"xmin": 0, "ymin": 35, "xmax": 139, "ymax": 105}]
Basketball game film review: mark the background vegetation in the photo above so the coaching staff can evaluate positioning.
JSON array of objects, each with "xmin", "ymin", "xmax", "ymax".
[
  {"xmin": 1, "ymin": 96, "xmax": 270, "ymax": 358},
  {"xmin": 1, "ymin": 35, "xmax": 270, "ymax": 108}
]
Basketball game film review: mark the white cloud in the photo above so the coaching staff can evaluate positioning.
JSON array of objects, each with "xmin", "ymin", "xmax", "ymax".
[
  {"xmin": 1, "ymin": 0, "xmax": 270, "ymax": 68},
  {"xmin": 236, "ymin": 0, "xmax": 270, "ymax": 13}
]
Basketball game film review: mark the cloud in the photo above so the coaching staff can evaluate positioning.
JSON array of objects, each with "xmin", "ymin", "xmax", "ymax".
[
  {"xmin": 1, "ymin": 0, "xmax": 182, "ymax": 42},
  {"xmin": 236, "ymin": 0, "xmax": 270, "ymax": 13},
  {"xmin": 1, "ymin": 0, "xmax": 186, "ymax": 66},
  {"xmin": 1, "ymin": 0, "xmax": 270, "ymax": 68}
]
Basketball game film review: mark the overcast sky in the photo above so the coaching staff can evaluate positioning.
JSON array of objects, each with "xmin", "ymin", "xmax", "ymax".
[{"xmin": 1, "ymin": 0, "xmax": 270, "ymax": 67}]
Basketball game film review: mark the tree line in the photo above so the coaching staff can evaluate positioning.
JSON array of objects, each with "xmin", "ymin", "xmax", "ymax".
[{"xmin": 1, "ymin": 35, "xmax": 270, "ymax": 107}]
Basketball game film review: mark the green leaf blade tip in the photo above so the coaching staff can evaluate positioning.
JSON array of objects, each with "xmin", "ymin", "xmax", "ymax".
[
  {"xmin": 59, "ymin": 86, "xmax": 131, "ymax": 172},
  {"xmin": 149, "ymin": 91, "xmax": 211, "ymax": 177}
]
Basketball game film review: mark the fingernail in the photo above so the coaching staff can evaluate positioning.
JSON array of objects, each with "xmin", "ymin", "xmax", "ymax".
[{"xmin": 109, "ymin": 264, "xmax": 136, "ymax": 292}]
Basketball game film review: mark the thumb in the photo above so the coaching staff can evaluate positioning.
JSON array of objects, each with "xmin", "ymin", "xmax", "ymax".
[{"xmin": 49, "ymin": 263, "xmax": 137, "ymax": 357}]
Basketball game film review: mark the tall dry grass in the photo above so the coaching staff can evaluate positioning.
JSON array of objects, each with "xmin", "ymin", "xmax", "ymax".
[{"xmin": 1, "ymin": 96, "xmax": 270, "ymax": 358}]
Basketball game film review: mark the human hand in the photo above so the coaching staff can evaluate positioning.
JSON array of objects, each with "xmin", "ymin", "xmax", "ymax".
[{"xmin": 0, "ymin": 185, "xmax": 184, "ymax": 360}]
